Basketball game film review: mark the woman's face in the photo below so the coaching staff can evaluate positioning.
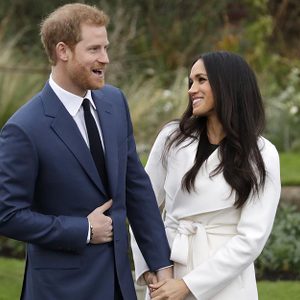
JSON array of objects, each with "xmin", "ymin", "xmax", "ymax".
[{"xmin": 188, "ymin": 59, "xmax": 215, "ymax": 117}]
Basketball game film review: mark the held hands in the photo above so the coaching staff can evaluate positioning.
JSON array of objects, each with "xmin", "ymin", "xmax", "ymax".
[
  {"xmin": 144, "ymin": 271, "xmax": 158, "ymax": 293},
  {"xmin": 149, "ymin": 279, "xmax": 190, "ymax": 300},
  {"xmin": 144, "ymin": 267, "xmax": 173, "ymax": 295},
  {"xmin": 87, "ymin": 199, "xmax": 113, "ymax": 244}
]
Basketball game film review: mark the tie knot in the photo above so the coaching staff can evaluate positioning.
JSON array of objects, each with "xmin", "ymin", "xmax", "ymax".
[{"xmin": 82, "ymin": 98, "xmax": 91, "ymax": 112}]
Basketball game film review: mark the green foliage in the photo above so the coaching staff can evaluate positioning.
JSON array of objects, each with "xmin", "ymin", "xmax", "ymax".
[
  {"xmin": 264, "ymin": 66, "xmax": 300, "ymax": 152},
  {"xmin": 0, "ymin": 71, "xmax": 46, "ymax": 128},
  {"xmin": 0, "ymin": 0, "xmax": 228, "ymax": 75},
  {"xmin": 124, "ymin": 68, "xmax": 188, "ymax": 151},
  {"xmin": 256, "ymin": 204, "xmax": 300, "ymax": 280},
  {"xmin": 0, "ymin": 0, "xmax": 299, "ymax": 153},
  {"xmin": 0, "ymin": 236, "xmax": 25, "ymax": 259},
  {"xmin": 0, "ymin": 21, "xmax": 47, "ymax": 127},
  {"xmin": 126, "ymin": 0, "xmax": 227, "ymax": 73},
  {"xmin": 280, "ymin": 153, "xmax": 300, "ymax": 186},
  {"xmin": 0, "ymin": 0, "xmax": 98, "ymax": 57},
  {"xmin": 267, "ymin": 0, "xmax": 300, "ymax": 58}
]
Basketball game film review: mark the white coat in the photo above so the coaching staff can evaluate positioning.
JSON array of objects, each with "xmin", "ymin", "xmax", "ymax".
[{"xmin": 131, "ymin": 122, "xmax": 281, "ymax": 300}]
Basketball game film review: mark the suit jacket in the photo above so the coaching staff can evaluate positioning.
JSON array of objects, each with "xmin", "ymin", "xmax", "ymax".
[
  {"xmin": 131, "ymin": 122, "xmax": 281, "ymax": 300},
  {"xmin": 0, "ymin": 82, "xmax": 171, "ymax": 300}
]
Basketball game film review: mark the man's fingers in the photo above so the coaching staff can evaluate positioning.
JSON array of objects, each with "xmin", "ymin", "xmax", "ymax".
[
  {"xmin": 149, "ymin": 280, "xmax": 167, "ymax": 290},
  {"xmin": 98, "ymin": 199, "xmax": 113, "ymax": 213},
  {"xmin": 152, "ymin": 275, "xmax": 158, "ymax": 284}
]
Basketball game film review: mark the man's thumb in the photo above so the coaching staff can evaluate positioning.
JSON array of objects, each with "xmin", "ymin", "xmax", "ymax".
[{"xmin": 99, "ymin": 199, "xmax": 113, "ymax": 213}]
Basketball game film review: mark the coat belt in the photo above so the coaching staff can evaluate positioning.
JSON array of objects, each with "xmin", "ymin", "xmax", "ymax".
[{"xmin": 165, "ymin": 214, "xmax": 237, "ymax": 270}]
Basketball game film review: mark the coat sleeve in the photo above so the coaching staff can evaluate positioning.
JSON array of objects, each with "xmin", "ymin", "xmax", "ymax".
[
  {"xmin": 0, "ymin": 123, "xmax": 88, "ymax": 252},
  {"xmin": 130, "ymin": 124, "xmax": 174, "ymax": 284},
  {"xmin": 183, "ymin": 141, "xmax": 281, "ymax": 299}
]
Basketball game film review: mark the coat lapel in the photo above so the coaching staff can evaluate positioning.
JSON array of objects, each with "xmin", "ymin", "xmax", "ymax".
[
  {"xmin": 92, "ymin": 90, "xmax": 118, "ymax": 198},
  {"xmin": 41, "ymin": 83, "xmax": 107, "ymax": 195},
  {"xmin": 170, "ymin": 143, "xmax": 235, "ymax": 217}
]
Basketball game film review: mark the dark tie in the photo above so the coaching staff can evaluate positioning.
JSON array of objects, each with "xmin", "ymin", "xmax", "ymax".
[{"xmin": 82, "ymin": 98, "xmax": 109, "ymax": 196}]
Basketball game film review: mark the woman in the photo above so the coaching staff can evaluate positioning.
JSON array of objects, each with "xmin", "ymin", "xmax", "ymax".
[{"xmin": 131, "ymin": 51, "xmax": 281, "ymax": 300}]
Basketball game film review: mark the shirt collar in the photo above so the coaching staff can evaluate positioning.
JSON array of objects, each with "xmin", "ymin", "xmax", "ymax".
[{"xmin": 49, "ymin": 75, "xmax": 96, "ymax": 117}]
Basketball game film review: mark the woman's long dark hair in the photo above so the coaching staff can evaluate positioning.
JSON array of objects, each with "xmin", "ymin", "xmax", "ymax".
[{"xmin": 165, "ymin": 51, "xmax": 266, "ymax": 208}]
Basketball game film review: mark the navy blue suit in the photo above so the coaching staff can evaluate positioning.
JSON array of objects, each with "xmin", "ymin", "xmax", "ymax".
[{"xmin": 0, "ymin": 82, "xmax": 171, "ymax": 300}]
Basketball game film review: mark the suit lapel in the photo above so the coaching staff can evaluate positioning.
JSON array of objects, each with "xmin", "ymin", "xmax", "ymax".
[
  {"xmin": 92, "ymin": 90, "xmax": 118, "ymax": 198},
  {"xmin": 41, "ymin": 83, "xmax": 107, "ymax": 195}
]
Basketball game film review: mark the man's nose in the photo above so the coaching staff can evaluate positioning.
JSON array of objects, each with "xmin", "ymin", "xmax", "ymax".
[{"xmin": 98, "ymin": 50, "xmax": 109, "ymax": 64}]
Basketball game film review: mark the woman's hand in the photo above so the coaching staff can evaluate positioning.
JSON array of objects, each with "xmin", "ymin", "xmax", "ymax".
[{"xmin": 149, "ymin": 278, "xmax": 190, "ymax": 299}]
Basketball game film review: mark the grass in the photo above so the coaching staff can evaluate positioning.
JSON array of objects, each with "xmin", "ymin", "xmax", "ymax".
[
  {"xmin": 280, "ymin": 152, "xmax": 300, "ymax": 186},
  {"xmin": 0, "ymin": 257, "xmax": 300, "ymax": 300},
  {"xmin": 258, "ymin": 280, "xmax": 300, "ymax": 300},
  {"xmin": 0, "ymin": 257, "xmax": 24, "ymax": 300}
]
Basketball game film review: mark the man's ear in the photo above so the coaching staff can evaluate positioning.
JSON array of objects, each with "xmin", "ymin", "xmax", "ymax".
[{"xmin": 55, "ymin": 42, "xmax": 71, "ymax": 62}]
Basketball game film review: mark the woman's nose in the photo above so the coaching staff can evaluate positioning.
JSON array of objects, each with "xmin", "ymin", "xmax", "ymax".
[{"xmin": 188, "ymin": 82, "xmax": 198, "ymax": 95}]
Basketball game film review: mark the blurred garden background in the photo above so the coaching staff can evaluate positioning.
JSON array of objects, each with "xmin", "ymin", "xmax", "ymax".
[{"xmin": 0, "ymin": 0, "xmax": 300, "ymax": 299}]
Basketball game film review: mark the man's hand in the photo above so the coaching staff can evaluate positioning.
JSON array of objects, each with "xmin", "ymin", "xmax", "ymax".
[
  {"xmin": 156, "ymin": 267, "xmax": 173, "ymax": 282},
  {"xmin": 143, "ymin": 271, "xmax": 158, "ymax": 286},
  {"xmin": 143, "ymin": 271, "xmax": 158, "ymax": 295},
  {"xmin": 87, "ymin": 199, "xmax": 113, "ymax": 244}
]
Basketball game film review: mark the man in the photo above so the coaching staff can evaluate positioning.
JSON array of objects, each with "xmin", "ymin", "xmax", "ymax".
[{"xmin": 0, "ymin": 3, "xmax": 171, "ymax": 300}]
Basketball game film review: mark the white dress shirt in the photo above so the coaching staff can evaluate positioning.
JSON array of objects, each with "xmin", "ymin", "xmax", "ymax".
[{"xmin": 49, "ymin": 75, "xmax": 105, "ymax": 149}]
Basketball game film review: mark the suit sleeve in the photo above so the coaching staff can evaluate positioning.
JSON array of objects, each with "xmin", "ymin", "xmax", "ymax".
[
  {"xmin": 119, "ymin": 93, "xmax": 171, "ymax": 278},
  {"xmin": 183, "ymin": 142, "xmax": 281, "ymax": 299},
  {"xmin": 0, "ymin": 123, "xmax": 88, "ymax": 252},
  {"xmin": 130, "ymin": 124, "xmax": 173, "ymax": 284}
]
